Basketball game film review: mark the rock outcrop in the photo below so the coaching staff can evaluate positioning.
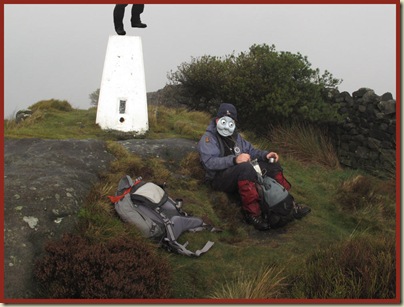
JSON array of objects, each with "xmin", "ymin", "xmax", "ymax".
[
  {"xmin": 4, "ymin": 139, "xmax": 116, "ymax": 299},
  {"xmin": 4, "ymin": 137, "xmax": 198, "ymax": 299}
]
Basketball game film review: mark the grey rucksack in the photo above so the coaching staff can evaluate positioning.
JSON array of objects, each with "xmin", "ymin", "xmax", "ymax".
[
  {"xmin": 111, "ymin": 175, "xmax": 215, "ymax": 257},
  {"xmin": 250, "ymin": 159, "xmax": 295, "ymax": 228},
  {"xmin": 256, "ymin": 173, "xmax": 295, "ymax": 228}
]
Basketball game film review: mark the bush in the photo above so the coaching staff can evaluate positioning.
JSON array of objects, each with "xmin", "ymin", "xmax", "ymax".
[
  {"xmin": 89, "ymin": 88, "xmax": 100, "ymax": 106},
  {"xmin": 168, "ymin": 44, "xmax": 342, "ymax": 132},
  {"xmin": 34, "ymin": 233, "xmax": 172, "ymax": 298},
  {"xmin": 292, "ymin": 234, "xmax": 396, "ymax": 299}
]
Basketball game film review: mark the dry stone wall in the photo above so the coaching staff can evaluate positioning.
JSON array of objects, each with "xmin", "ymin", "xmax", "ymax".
[{"xmin": 328, "ymin": 88, "xmax": 396, "ymax": 177}]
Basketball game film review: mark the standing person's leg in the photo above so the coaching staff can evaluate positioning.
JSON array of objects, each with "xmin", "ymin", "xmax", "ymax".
[
  {"xmin": 113, "ymin": 4, "xmax": 128, "ymax": 35},
  {"xmin": 131, "ymin": 4, "xmax": 147, "ymax": 28}
]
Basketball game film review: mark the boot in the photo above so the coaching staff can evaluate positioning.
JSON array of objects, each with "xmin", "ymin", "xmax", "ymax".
[
  {"xmin": 238, "ymin": 180, "xmax": 269, "ymax": 231},
  {"xmin": 113, "ymin": 5, "xmax": 127, "ymax": 35},
  {"xmin": 131, "ymin": 18, "xmax": 147, "ymax": 28},
  {"xmin": 293, "ymin": 202, "xmax": 311, "ymax": 219},
  {"xmin": 115, "ymin": 28, "xmax": 126, "ymax": 35},
  {"xmin": 243, "ymin": 211, "xmax": 270, "ymax": 231}
]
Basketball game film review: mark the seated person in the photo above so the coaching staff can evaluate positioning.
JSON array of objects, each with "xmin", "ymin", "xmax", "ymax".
[{"xmin": 197, "ymin": 103, "xmax": 310, "ymax": 231}]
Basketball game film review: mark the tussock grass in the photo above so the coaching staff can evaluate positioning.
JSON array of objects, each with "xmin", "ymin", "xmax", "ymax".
[
  {"xmin": 336, "ymin": 175, "xmax": 387, "ymax": 211},
  {"xmin": 4, "ymin": 118, "xmax": 18, "ymax": 130},
  {"xmin": 148, "ymin": 105, "xmax": 210, "ymax": 140},
  {"xmin": 29, "ymin": 99, "xmax": 73, "ymax": 112},
  {"xmin": 209, "ymin": 265, "xmax": 287, "ymax": 299},
  {"xmin": 379, "ymin": 141, "xmax": 396, "ymax": 179},
  {"xmin": 334, "ymin": 175, "xmax": 396, "ymax": 232},
  {"xmin": 6, "ymin": 109, "xmax": 47, "ymax": 129},
  {"xmin": 268, "ymin": 122, "xmax": 341, "ymax": 169},
  {"xmin": 78, "ymin": 141, "xmax": 147, "ymax": 243},
  {"xmin": 4, "ymin": 101, "xmax": 103, "ymax": 139},
  {"xmin": 179, "ymin": 151, "xmax": 206, "ymax": 182},
  {"xmin": 291, "ymin": 233, "xmax": 396, "ymax": 299}
]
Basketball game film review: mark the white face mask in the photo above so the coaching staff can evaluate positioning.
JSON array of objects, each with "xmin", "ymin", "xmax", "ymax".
[{"xmin": 216, "ymin": 116, "xmax": 236, "ymax": 137}]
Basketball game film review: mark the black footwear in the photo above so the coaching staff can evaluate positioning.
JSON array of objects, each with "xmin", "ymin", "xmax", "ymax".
[
  {"xmin": 115, "ymin": 28, "xmax": 126, "ymax": 35},
  {"xmin": 244, "ymin": 212, "xmax": 270, "ymax": 231},
  {"xmin": 132, "ymin": 21, "xmax": 147, "ymax": 28},
  {"xmin": 293, "ymin": 202, "xmax": 311, "ymax": 219}
]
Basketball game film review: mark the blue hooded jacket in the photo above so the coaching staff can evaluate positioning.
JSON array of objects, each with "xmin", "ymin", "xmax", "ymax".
[{"xmin": 197, "ymin": 119, "xmax": 269, "ymax": 181}]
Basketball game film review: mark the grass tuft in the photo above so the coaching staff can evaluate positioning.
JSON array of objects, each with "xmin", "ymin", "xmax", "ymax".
[
  {"xmin": 29, "ymin": 99, "xmax": 74, "ymax": 112},
  {"xmin": 268, "ymin": 122, "xmax": 341, "ymax": 169},
  {"xmin": 148, "ymin": 105, "xmax": 210, "ymax": 140},
  {"xmin": 291, "ymin": 233, "xmax": 396, "ymax": 299},
  {"xmin": 334, "ymin": 175, "xmax": 396, "ymax": 232},
  {"xmin": 209, "ymin": 265, "xmax": 287, "ymax": 299}
]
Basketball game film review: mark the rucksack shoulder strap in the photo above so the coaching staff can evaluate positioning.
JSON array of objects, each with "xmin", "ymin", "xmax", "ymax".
[
  {"xmin": 165, "ymin": 240, "xmax": 215, "ymax": 257},
  {"xmin": 156, "ymin": 208, "xmax": 214, "ymax": 257}
]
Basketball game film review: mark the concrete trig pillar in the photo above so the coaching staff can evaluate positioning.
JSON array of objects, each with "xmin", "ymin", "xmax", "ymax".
[{"xmin": 96, "ymin": 35, "xmax": 148, "ymax": 134}]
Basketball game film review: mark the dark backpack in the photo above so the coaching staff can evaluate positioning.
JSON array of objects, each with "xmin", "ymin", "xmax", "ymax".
[
  {"xmin": 256, "ymin": 173, "xmax": 295, "ymax": 228},
  {"xmin": 110, "ymin": 175, "xmax": 215, "ymax": 257}
]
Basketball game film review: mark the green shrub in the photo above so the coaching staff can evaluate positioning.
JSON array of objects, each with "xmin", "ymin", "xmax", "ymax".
[
  {"xmin": 168, "ymin": 44, "xmax": 342, "ymax": 132},
  {"xmin": 34, "ymin": 233, "xmax": 172, "ymax": 298}
]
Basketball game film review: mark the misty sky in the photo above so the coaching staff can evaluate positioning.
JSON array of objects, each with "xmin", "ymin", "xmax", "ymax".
[{"xmin": 4, "ymin": 4, "xmax": 397, "ymax": 118}]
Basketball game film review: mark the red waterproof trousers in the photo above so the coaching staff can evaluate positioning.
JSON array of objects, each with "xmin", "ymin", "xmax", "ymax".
[
  {"xmin": 211, "ymin": 161, "xmax": 291, "ymax": 215},
  {"xmin": 238, "ymin": 180, "xmax": 262, "ymax": 216}
]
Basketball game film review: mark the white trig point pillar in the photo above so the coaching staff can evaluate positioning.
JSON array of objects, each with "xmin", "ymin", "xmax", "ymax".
[{"xmin": 96, "ymin": 35, "xmax": 148, "ymax": 135}]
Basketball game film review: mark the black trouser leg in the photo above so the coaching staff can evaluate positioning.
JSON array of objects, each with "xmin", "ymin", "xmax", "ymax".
[
  {"xmin": 212, "ymin": 162, "xmax": 257, "ymax": 194},
  {"xmin": 113, "ymin": 4, "xmax": 128, "ymax": 31},
  {"xmin": 131, "ymin": 4, "xmax": 145, "ymax": 25},
  {"xmin": 212, "ymin": 161, "xmax": 284, "ymax": 193}
]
